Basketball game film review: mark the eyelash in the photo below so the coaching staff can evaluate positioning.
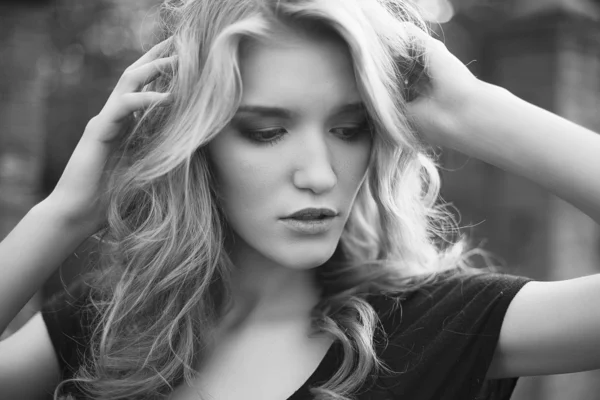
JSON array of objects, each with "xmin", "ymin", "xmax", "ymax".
[
  {"xmin": 243, "ymin": 128, "xmax": 286, "ymax": 146},
  {"xmin": 242, "ymin": 122, "xmax": 373, "ymax": 146}
]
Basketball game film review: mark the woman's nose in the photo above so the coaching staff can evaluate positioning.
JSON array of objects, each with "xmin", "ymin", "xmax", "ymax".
[{"xmin": 292, "ymin": 132, "xmax": 337, "ymax": 194}]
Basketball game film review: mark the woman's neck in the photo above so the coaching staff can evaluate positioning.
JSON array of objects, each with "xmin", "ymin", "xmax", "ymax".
[{"xmin": 223, "ymin": 245, "xmax": 323, "ymax": 329}]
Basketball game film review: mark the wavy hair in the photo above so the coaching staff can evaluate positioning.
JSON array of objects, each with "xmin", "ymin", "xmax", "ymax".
[{"xmin": 55, "ymin": 0, "xmax": 490, "ymax": 399}]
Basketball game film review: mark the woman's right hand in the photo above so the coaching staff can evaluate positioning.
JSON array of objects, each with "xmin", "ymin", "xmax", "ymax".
[{"xmin": 46, "ymin": 39, "xmax": 175, "ymax": 234}]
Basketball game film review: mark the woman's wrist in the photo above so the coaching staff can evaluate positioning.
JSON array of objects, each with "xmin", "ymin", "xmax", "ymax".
[
  {"xmin": 34, "ymin": 196, "xmax": 102, "ymax": 240},
  {"xmin": 442, "ymin": 81, "xmax": 513, "ymax": 157}
]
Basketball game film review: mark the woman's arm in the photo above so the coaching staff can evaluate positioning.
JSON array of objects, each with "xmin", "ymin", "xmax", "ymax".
[
  {"xmin": 455, "ymin": 82, "xmax": 600, "ymax": 378},
  {"xmin": 0, "ymin": 39, "xmax": 173, "ymax": 337},
  {"xmin": 449, "ymin": 82, "xmax": 600, "ymax": 224},
  {"xmin": 404, "ymin": 24, "xmax": 600, "ymax": 378},
  {"xmin": 0, "ymin": 201, "xmax": 94, "ymax": 335},
  {"xmin": 404, "ymin": 25, "xmax": 600, "ymax": 223}
]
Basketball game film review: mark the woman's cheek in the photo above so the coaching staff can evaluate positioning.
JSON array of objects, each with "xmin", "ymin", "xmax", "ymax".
[{"xmin": 223, "ymin": 149, "xmax": 283, "ymax": 217}]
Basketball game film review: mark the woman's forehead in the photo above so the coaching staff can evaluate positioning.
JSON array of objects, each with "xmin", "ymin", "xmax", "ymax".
[{"xmin": 238, "ymin": 29, "xmax": 362, "ymax": 114}]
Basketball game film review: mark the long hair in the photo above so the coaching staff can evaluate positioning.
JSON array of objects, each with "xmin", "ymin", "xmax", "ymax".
[{"xmin": 55, "ymin": 0, "xmax": 489, "ymax": 399}]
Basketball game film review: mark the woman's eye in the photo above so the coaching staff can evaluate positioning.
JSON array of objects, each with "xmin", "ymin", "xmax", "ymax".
[
  {"xmin": 331, "ymin": 121, "xmax": 372, "ymax": 141},
  {"xmin": 240, "ymin": 121, "xmax": 372, "ymax": 145},
  {"xmin": 242, "ymin": 128, "xmax": 286, "ymax": 145}
]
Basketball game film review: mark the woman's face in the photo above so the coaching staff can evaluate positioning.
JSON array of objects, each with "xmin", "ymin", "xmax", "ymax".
[{"xmin": 208, "ymin": 29, "xmax": 372, "ymax": 270}]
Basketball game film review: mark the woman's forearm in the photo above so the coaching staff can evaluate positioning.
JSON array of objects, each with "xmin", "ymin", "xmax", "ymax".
[
  {"xmin": 0, "ymin": 199, "xmax": 93, "ymax": 335},
  {"xmin": 450, "ymin": 82, "xmax": 600, "ymax": 224}
]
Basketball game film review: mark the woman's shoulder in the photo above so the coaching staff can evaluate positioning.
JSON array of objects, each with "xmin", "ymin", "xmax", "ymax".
[
  {"xmin": 363, "ymin": 270, "xmax": 533, "ymax": 399},
  {"xmin": 366, "ymin": 270, "xmax": 533, "ymax": 338}
]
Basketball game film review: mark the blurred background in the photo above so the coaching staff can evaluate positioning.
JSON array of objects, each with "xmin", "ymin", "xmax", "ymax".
[{"xmin": 1, "ymin": 0, "xmax": 599, "ymax": 398}]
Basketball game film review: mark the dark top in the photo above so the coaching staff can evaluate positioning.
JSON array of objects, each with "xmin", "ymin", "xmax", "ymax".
[{"xmin": 41, "ymin": 271, "xmax": 531, "ymax": 399}]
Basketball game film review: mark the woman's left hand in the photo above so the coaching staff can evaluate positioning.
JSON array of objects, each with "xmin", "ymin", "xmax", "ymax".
[{"xmin": 402, "ymin": 24, "xmax": 485, "ymax": 150}]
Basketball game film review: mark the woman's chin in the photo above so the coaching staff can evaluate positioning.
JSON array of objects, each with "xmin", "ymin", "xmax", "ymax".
[{"xmin": 275, "ymin": 243, "xmax": 338, "ymax": 271}]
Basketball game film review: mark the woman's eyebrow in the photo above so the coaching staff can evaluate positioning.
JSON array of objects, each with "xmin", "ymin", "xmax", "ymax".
[
  {"xmin": 333, "ymin": 102, "xmax": 366, "ymax": 116},
  {"xmin": 235, "ymin": 102, "xmax": 366, "ymax": 118},
  {"xmin": 235, "ymin": 105, "xmax": 294, "ymax": 119}
]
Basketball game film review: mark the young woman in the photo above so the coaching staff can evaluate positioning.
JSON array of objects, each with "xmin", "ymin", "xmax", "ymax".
[{"xmin": 0, "ymin": 0, "xmax": 599, "ymax": 399}]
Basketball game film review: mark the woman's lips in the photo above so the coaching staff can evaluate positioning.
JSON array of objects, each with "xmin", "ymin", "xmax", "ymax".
[{"xmin": 280, "ymin": 216, "xmax": 336, "ymax": 234}]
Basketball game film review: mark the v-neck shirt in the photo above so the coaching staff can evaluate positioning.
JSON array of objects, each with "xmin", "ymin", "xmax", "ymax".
[{"xmin": 42, "ymin": 271, "xmax": 531, "ymax": 400}]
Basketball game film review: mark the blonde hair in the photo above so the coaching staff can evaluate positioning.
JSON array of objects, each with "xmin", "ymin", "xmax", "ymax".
[{"xmin": 55, "ymin": 0, "xmax": 488, "ymax": 399}]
